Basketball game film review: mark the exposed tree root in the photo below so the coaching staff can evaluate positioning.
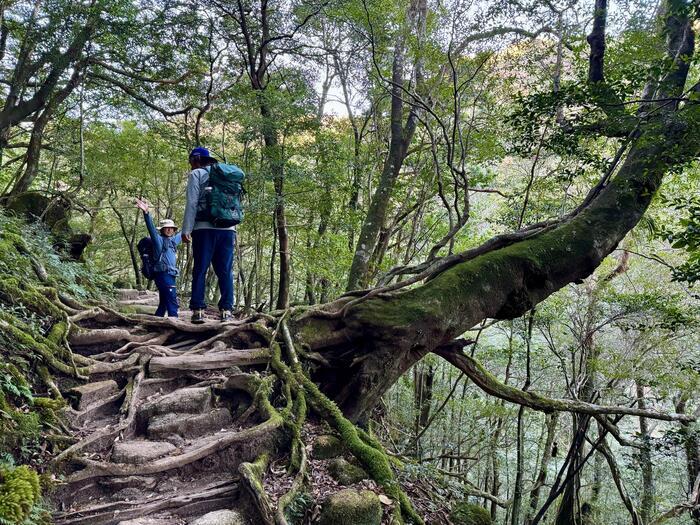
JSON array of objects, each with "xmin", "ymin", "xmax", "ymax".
[
  {"xmin": 239, "ymin": 454, "xmax": 275, "ymax": 525},
  {"xmin": 69, "ymin": 417, "xmax": 283, "ymax": 482},
  {"xmin": 54, "ymin": 479, "xmax": 240, "ymax": 525},
  {"xmin": 149, "ymin": 348, "xmax": 271, "ymax": 375}
]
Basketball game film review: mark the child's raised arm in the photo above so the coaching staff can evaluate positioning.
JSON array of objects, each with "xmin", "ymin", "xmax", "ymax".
[{"xmin": 135, "ymin": 199, "xmax": 163, "ymax": 253}]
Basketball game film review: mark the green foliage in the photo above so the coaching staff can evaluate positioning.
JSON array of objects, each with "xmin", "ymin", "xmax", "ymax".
[
  {"xmin": 0, "ymin": 211, "xmax": 107, "ymax": 469},
  {"xmin": 283, "ymin": 490, "xmax": 313, "ymax": 524},
  {"xmin": 605, "ymin": 289, "xmax": 698, "ymax": 331},
  {"xmin": 0, "ymin": 366, "xmax": 33, "ymax": 406},
  {"xmin": 0, "ymin": 465, "xmax": 41, "ymax": 524},
  {"xmin": 661, "ymin": 194, "xmax": 700, "ymax": 285}
]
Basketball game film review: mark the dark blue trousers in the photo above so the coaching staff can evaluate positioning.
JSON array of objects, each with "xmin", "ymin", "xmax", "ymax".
[
  {"xmin": 153, "ymin": 272, "xmax": 179, "ymax": 317},
  {"xmin": 190, "ymin": 229, "xmax": 236, "ymax": 311}
]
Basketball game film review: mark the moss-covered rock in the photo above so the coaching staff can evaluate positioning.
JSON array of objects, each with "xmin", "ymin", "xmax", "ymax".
[
  {"xmin": 4, "ymin": 192, "xmax": 91, "ymax": 259},
  {"xmin": 5, "ymin": 192, "xmax": 69, "ymax": 230},
  {"xmin": 450, "ymin": 502, "xmax": 493, "ymax": 525},
  {"xmin": 328, "ymin": 457, "xmax": 368, "ymax": 485},
  {"xmin": 319, "ymin": 489, "xmax": 382, "ymax": 525},
  {"xmin": 0, "ymin": 464, "xmax": 41, "ymax": 523},
  {"xmin": 312, "ymin": 434, "xmax": 344, "ymax": 459}
]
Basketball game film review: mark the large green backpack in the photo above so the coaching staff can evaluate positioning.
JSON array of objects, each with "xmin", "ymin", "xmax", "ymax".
[{"xmin": 203, "ymin": 163, "xmax": 245, "ymax": 227}]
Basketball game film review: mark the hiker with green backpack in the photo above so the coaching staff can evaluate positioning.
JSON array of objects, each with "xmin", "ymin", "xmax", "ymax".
[{"xmin": 181, "ymin": 146, "xmax": 245, "ymax": 324}]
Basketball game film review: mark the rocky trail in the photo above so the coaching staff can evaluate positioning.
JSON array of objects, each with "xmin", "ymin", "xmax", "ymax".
[
  {"xmin": 51, "ymin": 291, "xmax": 276, "ymax": 525},
  {"xmin": 47, "ymin": 291, "xmax": 418, "ymax": 525}
]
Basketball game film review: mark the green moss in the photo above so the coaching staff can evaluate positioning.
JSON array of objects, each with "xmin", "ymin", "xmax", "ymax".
[
  {"xmin": 298, "ymin": 372, "xmax": 422, "ymax": 524},
  {"xmin": 32, "ymin": 397, "xmax": 65, "ymax": 411},
  {"xmin": 328, "ymin": 458, "xmax": 368, "ymax": 485},
  {"xmin": 450, "ymin": 502, "xmax": 493, "ymax": 525},
  {"xmin": 5, "ymin": 192, "xmax": 70, "ymax": 232},
  {"xmin": 289, "ymin": 388, "xmax": 307, "ymax": 472},
  {"xmin": 345, "ymin": 173, "xmax": 645, "ymax": 343},
  {"xmin": 319, "ymin": 489, "xmax": 382, "ymax": 525},
  {"xmin": 253, "ymin": 376, "xmax": 283, "ymax": 425},
  {"xmin": 0, "ymin": 277, "xmax": 63, "ymax": 319},
  {"xmin": 312, "ymin": 435, "xmax": 344, "ymax": 459},
  {"xmin": 238, "ymin": 453, "xmax": 271, "ymax": 516},
  {"xmin": 0, "ymin": 312, "xmax": 87, "ymax": 378},
  {"xmin": 241, "ymin": 453, "xmax": 269, "ymax": 486},
  {"xmin": 0, "ymin": 465, "xmax": 41, "ymax": 523},
  {"xmin": 45, "ymin": 321, "xmax": 67, "ymax": 345}
]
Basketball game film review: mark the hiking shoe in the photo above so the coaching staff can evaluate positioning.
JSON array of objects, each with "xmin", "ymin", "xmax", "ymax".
[
  {"xmin": 191, "ymin": 309, "xmax": 205, "ymax": 324},
  {"xmin": 220, "ymin": 309, "xmax": 233, "ymax": 322}
]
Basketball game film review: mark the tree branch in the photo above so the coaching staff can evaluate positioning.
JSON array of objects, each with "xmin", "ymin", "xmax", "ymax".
[
  {"xmin": 433, "ymin": 346, "xmax": 694, "ymax": 423},
  {"xmin": 90, "ymin": 72, "xmax": 193, "ymax": 117}
]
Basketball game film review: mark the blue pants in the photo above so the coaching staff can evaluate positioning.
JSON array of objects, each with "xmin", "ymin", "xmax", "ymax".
[
  {"xmin": 190, "ymin": 229, "xmax": 236, "ymax": 311},
  {"xmin": 153, "ymin": 272, "xmax": 179, "ymax": 317}
]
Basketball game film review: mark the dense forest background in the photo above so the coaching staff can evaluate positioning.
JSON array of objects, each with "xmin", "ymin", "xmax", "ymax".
[{"xmin": 0, "ymin": 0, "xmax": 699, "ymax": 524}]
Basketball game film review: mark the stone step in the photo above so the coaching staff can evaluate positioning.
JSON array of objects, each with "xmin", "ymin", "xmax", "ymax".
[
  {"xmin": 148, "ymin": 409, "xmax": 232, "ymax": 440},
  {"xmin": 189, "ymin": 509, "xmax": 247, "ymax": 525},
  {"xmin": 112, "ymin": 440, "xmax": 177, "ymax": 464},
  {"xmin": 140, "ymin": 387, "xmax": 212, "ymax": 420},
  {"xmin": 66, "ymin": 380, "xmax": 119, "ymax": 411},
  {"xmin": 118, "ymin": 518, "xmax": 180, "ymax": 525}
]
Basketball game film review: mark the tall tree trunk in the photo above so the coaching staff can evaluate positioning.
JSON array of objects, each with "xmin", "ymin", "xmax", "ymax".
[
  {"xmin": 589, "ymin": 450, "xmax": 604, "ymax": 513},
  {"xmin": 10, "ymin": 65, "xmax": 82, "ymax": 195},
  {"xmin": 637, "ymin": 381, "xmax": 655, "ymax": 523},
  {"xmin": 412, "ymin": 362, "xmax": 434, "ymax": 459},
  {"xmin": 524, "ymin": 413, "xmax": 558, "ymax": 525},
  {"xmin": 346, "ymin": 0, "xmax": 425, "ymax": 291},
  {"xmin": 511, "ymin": 312, "xmax": 534, "ymax": 525},
  {"xmin": 677, "ymin": 396, "xmax": 700, "ymax": 525},
  {"xmin": 346, "ymin": 45, "xmax": 412, "ymax": 291},
  {"xmin": 234, "ymin": 0, "xmax": 291, "ymax": 310},
  {"xmin": 261, "ymin": 111, "xmax": 289, "ymax": 310},
  {"xmin": 555, "ymin": 281, "xmax": 600, "ymax": 525}
]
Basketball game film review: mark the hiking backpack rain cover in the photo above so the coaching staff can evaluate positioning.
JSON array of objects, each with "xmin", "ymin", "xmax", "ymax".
[{"xmin": 202, "ymin": 163, "xmax": 245, "ymax": 227}]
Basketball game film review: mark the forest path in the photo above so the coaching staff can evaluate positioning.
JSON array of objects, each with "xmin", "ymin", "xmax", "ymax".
[{"xmin": 50, "ymin": 290, "xmax": 278, "ymax": 525}]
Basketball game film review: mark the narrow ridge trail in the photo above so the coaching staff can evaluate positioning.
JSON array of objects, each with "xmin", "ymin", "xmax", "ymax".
[{"xmin": 51, "ymin": 291, "xmax": 288, "ymax": 525}]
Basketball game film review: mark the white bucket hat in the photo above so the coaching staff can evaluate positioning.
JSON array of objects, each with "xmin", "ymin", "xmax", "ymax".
[{"xmin": 158, "ymin": 219, "xmax": 178, "ymax": 231}]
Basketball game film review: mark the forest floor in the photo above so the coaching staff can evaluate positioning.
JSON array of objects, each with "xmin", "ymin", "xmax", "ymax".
[{"xmin": 48, "ymin": 291, "xmax": 446, "ymax": 525}]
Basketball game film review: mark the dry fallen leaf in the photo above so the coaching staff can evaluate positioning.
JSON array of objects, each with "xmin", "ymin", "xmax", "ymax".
[{"xmin": 379, "ymin": 495, "xmax": 393, "ymax": 506}]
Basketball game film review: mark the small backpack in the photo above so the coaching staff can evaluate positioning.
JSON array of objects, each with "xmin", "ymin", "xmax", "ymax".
[
  {"xmin": 203, "ymin": 163, "xmax": 245, "ymax": 227},
  {"xmin": 137, "ymin": 237, "xmax": 157, "ymax": 280}
]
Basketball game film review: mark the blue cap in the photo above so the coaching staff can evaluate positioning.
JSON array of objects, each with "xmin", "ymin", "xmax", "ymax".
[{"xmin": 189, "ymin": 146, "xmax": 211, "ymax": 158}]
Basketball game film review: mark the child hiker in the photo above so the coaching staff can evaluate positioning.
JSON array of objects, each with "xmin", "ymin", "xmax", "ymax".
[{"xmin": 135, "ymin": 198, "xmax": 182, "ymax": 318}]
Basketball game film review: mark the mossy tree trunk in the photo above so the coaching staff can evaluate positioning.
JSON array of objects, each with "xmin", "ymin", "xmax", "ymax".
[
  {"xmin": 291, "ymin": 0, "xmax": 700, "ymax": 421},
  {"xmin": 292, "ymin": 104, "xmax": 700, "ymax": 420}
]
